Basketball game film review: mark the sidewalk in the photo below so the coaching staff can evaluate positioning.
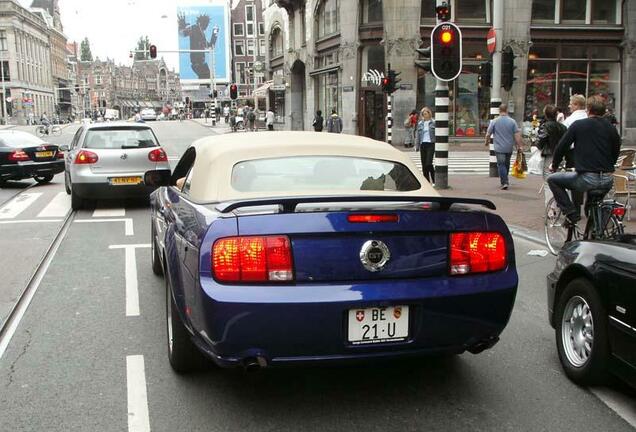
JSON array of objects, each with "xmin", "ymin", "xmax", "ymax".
[{"xmin": 436, "ymin": 173, "xmax": 635, "ymax": 242}]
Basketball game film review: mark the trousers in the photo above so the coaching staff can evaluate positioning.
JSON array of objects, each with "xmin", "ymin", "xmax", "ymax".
[{"xmin": 547, "ymin": 171, "xmax": 614, "ymax": 218}]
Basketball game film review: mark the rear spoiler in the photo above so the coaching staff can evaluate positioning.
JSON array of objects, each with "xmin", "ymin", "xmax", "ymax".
[{"xmin": 215, "ymin": 196, "xmax": 496, "ymax": 214}]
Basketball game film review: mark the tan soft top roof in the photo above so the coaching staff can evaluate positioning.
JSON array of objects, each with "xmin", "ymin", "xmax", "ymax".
[{"xmin": 188, "ymin": 131, "xmax": 438, "ymax": 202}]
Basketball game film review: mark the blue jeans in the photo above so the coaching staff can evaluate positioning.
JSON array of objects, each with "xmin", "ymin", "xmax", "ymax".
[
  {"xmin": 496, "ymin": 152, "xmax": 512, "ymax": 186},
  {"xmin": 547, "ymin": 172, "xmax": 614, "ymax": 218}
]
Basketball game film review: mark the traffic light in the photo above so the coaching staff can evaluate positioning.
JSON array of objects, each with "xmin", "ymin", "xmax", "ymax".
[
  {"xmin": 501, "ymin": 47, "xmax": 516, "ymax": 91},
  {"xmin": 436, "ymin": 1, "xmax": 451, "ymax": 22},
  {"xmin": 229, "ymin": 84, "xmax": 238, "ymax": 100},
  {"xmin": 381, "ymin": 65, "xmax": 401, "ymax": 94},
  {"xmin": 431, "ymin": 22, "xmax": 462, "ymax": 81},
  {"xmin": 381, "ymin": 75, "xmax": 391, "ymax": 93},
  {"xmin": 479, "ymin": 60, "xmax": 492, "ymax": 88},
  {"xmin": 415, "ymin": 45, "xmax": 432, "ymax": 72},
  {"xmin": 149, "ymin": 44, "xmax": 157, "ymax": 59}
]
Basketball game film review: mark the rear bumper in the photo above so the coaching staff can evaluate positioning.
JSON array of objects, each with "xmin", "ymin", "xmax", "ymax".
[
  {"xmin": 73, "ymin": 182, "xmax": 157, "ymax": 199},
  {"xmin": 186, "ymin": 271, "xmax": 518, "ymax": 368},
  {"xmin": 0, "ymin": 160, "xmax": 64, "ymax": 181}
]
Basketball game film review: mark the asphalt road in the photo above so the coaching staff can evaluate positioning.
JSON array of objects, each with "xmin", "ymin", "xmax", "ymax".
[{"xmin": 0, "ymin": 121, "xmax": 633, "ymax": 432}]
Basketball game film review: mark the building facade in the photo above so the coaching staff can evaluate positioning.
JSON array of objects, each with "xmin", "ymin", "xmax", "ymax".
[
  {"xmin": 264, "ymin": 0, "xmax": 634, "ymax": 144},
  {"xmin": 230, "ymin": 0, "xmax": 267, "ymax": 100}
]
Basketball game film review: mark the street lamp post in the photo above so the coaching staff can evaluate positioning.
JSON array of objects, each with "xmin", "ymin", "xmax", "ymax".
[
  {"xmin": 0, "ymin": 59, "xmax": 7, "ymax": 124},
  {"xmin": 209, "ymin": 24, "xmax": 219, "ymax": 126}
]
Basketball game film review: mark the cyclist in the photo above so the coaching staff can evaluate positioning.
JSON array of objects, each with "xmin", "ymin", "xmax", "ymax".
[
  {"xmin": 547, "ymin": 95, "xmax": 621, "ymax": 225},
  {"xmin": 40, "ymin": 112, "xmax": 50, "ymax": 135}
]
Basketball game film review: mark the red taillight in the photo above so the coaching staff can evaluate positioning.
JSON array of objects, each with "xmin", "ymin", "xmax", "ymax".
[
  {"xmin": 8, "ymin": 149, "xmax": 30, "ymax": 162},
  {"xmin": 57, "ymin": 151, "xmax": 64, "ymax": 159},
  {"xmin": 74, "ymin": 150, "xmax": 99, "ymax": 164},
  {"xmin": 148, "ymin": 148, "xmax": 168, "ymax": 162},
  {"xmin": 212, "ymin": 235, "xmax": 293, "ymax": 283},
  {"xmin": 612, "ymin": 207, "xmax": 626, "ymax": 218},
  {"xmin": 348, "ymin": 214, "xmax": 399, "ymax": 223},
  {"xmin": 449, "ymin": 232, "xmax": 507, "ymax": 276}
]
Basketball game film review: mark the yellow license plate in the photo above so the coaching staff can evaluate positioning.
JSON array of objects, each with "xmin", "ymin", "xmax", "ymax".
[
  {"xmin": 35, "ymin": 151, "xmax": 54, "ymax": 158},
  {"xmin": 111, "ymin": 176, "xmax": 142, "ymax": 185}
]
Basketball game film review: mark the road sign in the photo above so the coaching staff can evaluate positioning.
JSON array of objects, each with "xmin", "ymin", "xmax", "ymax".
[
  {"xmin": 487, "ymin": 28, "xmax": 496, "ymax": 54},
  {"xmin": 271, "ymin": 84, "xmax": 286, "ymax": 91}
]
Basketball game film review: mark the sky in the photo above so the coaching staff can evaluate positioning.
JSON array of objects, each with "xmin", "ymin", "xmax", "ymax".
[{"xmin": 19, "ymin": 0, "xmax": 184, "ymax": 72}]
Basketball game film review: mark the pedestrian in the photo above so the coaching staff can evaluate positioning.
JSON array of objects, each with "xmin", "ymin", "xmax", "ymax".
[
  {"xmin": 415, "ymin": 107, "xmax": 435, "ymax": 184},
  {"xmin": 536, "ymin": 105, "xmax": 567, "ymax": 179},
  {"xmin": 247, "ymin": 107, "xmax": 257, "ymax": 131},
  {"xmin": 326, "ymin": 108, "xmax": 343, "ymax": 133},
  {"xmin": 563, "ymin": 94, "xmax": 587, "ymax": 128},
  {"xmin": 404, "ymin": 110, "xmax": 417, "ymax": 148},
  {"xmin": 223, "ymin": 104, "xmax": 230, "ymax": 123},
  {"xmin": 312, "ymin": 110, "xmax": 324, "ymax": 132},
  {"xmin": 547, "ymin": 95, "xmax": 621, "ymax": 224},
  {"xmin": 266, "ymin": 108, "xmax": 275, "ymax": 131},
  {"xmin": 484, "ymin": 104, "xmax": 524, "ymax": 190}
]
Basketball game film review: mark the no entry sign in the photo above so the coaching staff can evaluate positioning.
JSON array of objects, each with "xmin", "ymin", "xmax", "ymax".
[{"xmin": 487, "ymin": 28, "xmax": 496, "ymax": 54}]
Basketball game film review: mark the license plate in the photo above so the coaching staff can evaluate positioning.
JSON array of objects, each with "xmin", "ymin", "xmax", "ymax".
[
  {"xmin": 348, "ymin": 306, "xmax": 409, "ymax": 345},
  {"xmin": 35, "ymin": 151, "xmax": 54, "ymax": 158},
  {"xmin": 110, "ymin": 176, "xmax": 142, "ymax": 185}
]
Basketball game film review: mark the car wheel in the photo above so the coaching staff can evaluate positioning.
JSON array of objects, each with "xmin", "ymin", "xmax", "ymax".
[
  {"xmin": 34, "ymin": 174, "xmax": 54, "ymax": 184},
  {"xmin": 555, "ymin": 278, "xmax": 609, "ymax": 386},
  {"xmin": 151, "ymin": 221, "xmax": 163, "ymax": 276},
  {"xmin": 71, "ymin": 187, "xmax": 84, "ymax": 211},
  {"xmin": 64, "ymin": 171, "xmax": 71, "ymax": 194},
  {"xmin": 166, "ymin": 272, "xmax": 207, "ymax": 373}
]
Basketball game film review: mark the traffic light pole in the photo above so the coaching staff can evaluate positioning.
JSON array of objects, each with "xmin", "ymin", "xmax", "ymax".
[
  {"xmin": 434, "ymin": 0, "xmax": 450, "ymax": 189},
  {"xmin": 209, "ymin": 44, "xmax": 216, "ymax": 126},
  {"xmin": 489, "ymin": 0, "xmax": 504, "ymax": 178},
  {"xmin": 386, "ymin": 93, "xmax": 392, "ymax": 145}
]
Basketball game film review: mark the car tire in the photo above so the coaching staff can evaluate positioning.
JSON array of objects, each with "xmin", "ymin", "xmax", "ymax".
[
  {"xmin": 151, "ymin": 222, "xmax": 163, "ymax": 276},
  {"xmin": 166, "ymin": 272, "xmax": 207, "ymax": 373},
  {"xmin": 71, "ymin": 188, "xmax": 84, "ymax": 211},
  {"xmin": 34, "ymin": 174, "xmax": 54, "ymax": 184},
  {"xmin": 555, "ymin": 278, "xmax": 609, "ymax": 386}
]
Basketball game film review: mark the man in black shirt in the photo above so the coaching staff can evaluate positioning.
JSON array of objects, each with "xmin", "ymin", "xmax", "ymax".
[{"xmin": 547, "ymin": 96, "xmax": 621, "ymax": 223}]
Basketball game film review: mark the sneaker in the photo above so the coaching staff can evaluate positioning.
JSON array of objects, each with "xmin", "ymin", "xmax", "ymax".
[
  {"xmin": 500, "ymin": 184, "xmax": 509, "ymax": 190},
  {"xmin": 565, "ymin": 212, "xmax": 581, "ymax": 225}
]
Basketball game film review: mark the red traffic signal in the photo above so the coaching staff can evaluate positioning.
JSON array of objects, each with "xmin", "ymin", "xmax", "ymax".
[
  {"xmin": 229, "ymin": 84, "xmax": 238, "ymax": 100},
  {"xmin": 149, "ymin": 45, "xmax": 157, "ymax": 59},
  {"xmin": 436, "ymin": 1, "xmax": 451, "ymax": 21}
]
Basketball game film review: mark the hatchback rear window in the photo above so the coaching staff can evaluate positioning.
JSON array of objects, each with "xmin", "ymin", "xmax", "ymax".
[
  {"xmin": 83, "ymin": 128, "xmax": 158, "ymax": 149},
  {"xmin": 231, "ymin": 156, "xmax": 421, "ymax": 192}
]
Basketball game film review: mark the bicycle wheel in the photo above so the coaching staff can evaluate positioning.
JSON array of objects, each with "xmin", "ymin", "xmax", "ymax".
[
  {"xmin": 35, "ymin": 126, "xmax": 45, "ymax": 138},
  {"xmin": 602, "ymin": 214, "xmax": 624, "ymax": 239},
  {"xmin": 52, "ymin": 126, "xmax": 62, "ymax": 136},
  {"xmin": 545, "ymin": 197, "xmax": 571, "ymax": 255}
]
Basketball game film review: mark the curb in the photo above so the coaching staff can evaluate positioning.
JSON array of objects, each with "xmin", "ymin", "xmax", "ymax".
[{"xmin": 508, "ymin": 224, "xmax": 548, "ymax": 247}]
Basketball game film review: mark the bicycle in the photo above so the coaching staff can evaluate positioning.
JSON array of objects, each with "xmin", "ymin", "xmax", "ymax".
[
  {"xmin": 35, "ymin": 124, "xmax": 62, "ymax": 138},
  {"xmin": 544, "ymin": 182, "xmax": 625, "ymax": 255}
]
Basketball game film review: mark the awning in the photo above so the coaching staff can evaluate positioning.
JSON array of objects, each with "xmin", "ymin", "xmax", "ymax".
[
  {"xmin": 309, "ymin": 64, "xmax": 340, "ymax": 77},
  {"xmin": 255, "ymin": 80, "xmax": 273, "ymax": 97}
]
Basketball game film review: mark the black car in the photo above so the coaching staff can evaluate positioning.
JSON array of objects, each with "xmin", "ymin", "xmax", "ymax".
[
  {"xmin": 547, "ymin": 235, "xmax": 636, "ymax": 388},
  {"xmin": 0, "ymin": 130, "xmax": 65, "ymax": 186}
]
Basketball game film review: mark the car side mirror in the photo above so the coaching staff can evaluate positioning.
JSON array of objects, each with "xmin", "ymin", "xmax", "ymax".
[
  {"xmin": 144, "ymin": 169, "xmax": 172, "ymax": 187},
  {"xmin": 59, "ymin": 144, "xmax": 69, "ymax": 152}
]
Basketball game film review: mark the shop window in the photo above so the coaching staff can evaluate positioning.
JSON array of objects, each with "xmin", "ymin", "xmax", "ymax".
[
  {"xmin": 558, "ymin": 61, "xmax": 588, "ymax": 114},
  {"xmin": 315, "ymin": 70, "xmax": 341, "ymax": 116},
  {"xmin": 531, "ymin": 0, "xmax": 555, "ymax": 22},
  {"xmin": 589, "ymin": 46, "xmax": 619, "ymax": 60},
  {"xmin": 560, "ymin": 45, "xmax": 587, "ymax": 60},
  {"xmin": 528, "ymin": 45, "xmax": 557, "ymax": 60},
  {"xmin": 317, "ymin": 0, "xmax": 339, "ymax": 39},
  {"xmin": 592, "ymin": 0, "xmax": 617, "ymax": 24},
  {"xmin": 525, "ymin": 61, "xmax": 557, "ymax": 119},
  {"xmin": 589, "ymin": 62, "xmax": 620, "ymax": 116},
  {"xmin": 456, "ymin": 0, "xmax": 490, "ymax": 23},
  {"xmin": 561, "ymin": 0, "xmax": 586, "ymax": 23},
  {"xmin": 362, "ymin": 0, "xmax": 383, "ymax": 24}
]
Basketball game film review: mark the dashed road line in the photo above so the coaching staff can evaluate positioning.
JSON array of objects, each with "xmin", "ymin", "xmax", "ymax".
[
  {"xmin": 126, "ymin": 355, "xmax": 151, "ymax": 432},
  {"xmin": 93, "ymin": 207, "xmax": 126, "ymax": 217},
  {"xmin": 0, "ymin": 192, "xmax": 43, "ymax": 219},
  {"xmin": 109, "ymin": 244, "xmax": 151, "ymax": 317},
  {"xmin": 75, "ymin": 218, "xmax": 134, "ymax": 236}
]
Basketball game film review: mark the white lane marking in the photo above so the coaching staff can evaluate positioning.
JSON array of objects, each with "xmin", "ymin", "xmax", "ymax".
[
  {"xmin": 0, "ymin": 192, "xmax": 43, "ymax": 219},
  {"xmin": 0, "ymin": 219, "xmax": 63, "ymax": 224},
  {"xmin": 126, "ymin": 355, "xmax": 151, "ymax": 432},
  {"xmin": 75, "ymin": 218, "xmax": 134, "ymax": 236},
  {"xmin": 0, "ymin": 214, "xmax": 72, "ymax": 359},
  {"xmin": 591, "ymin": 388, "xmax": 636, "ymax": 428},
  {"xmin": 93, "ymin": 207, "xmax": 126, "ymax": 217},
  {"xmin": 37, "ymin": 192, "xmax": 71, "ymax": 218},
  {"xmin": 109, "ymin": 244, "xmax": 151, "ymax": 317}
]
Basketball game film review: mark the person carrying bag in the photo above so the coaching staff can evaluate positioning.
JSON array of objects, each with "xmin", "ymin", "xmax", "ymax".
[{"xmin": 536, "ymin": 105, "xmax": 567, "ymax": 179}]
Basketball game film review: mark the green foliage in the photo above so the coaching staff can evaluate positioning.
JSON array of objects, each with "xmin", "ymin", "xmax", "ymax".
[{"xmin": 80, "ymin": 37, "xmax": 93, "ymax": 62}]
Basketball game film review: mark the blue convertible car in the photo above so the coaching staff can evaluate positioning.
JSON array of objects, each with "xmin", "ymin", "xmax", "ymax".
[{"xmin": 148, "ymin": 132, "xmax": 518, "ymax": 373}]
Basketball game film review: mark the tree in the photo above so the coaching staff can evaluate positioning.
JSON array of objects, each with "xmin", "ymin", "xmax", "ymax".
[
  {"xmin": 80, "ymin": 37, "xmax": 93, "ymax": 62},
  {"xmin": 134, "ymin": 36, "xmax": 150, "ymax": 61}
]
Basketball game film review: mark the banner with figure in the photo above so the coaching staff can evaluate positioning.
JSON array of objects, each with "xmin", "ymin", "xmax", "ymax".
[{"xmin": 177, "ymin": 1, "xmax": 230, "ymax": 84}]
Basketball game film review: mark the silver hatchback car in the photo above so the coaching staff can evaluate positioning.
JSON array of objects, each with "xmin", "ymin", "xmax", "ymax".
[{"xmin": 62, "ymin": 122, "xmax": 171, "ymax": 210}]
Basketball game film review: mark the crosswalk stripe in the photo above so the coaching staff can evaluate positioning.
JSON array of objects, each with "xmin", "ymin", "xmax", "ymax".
[
  {"xmin": 93, "ymin": 207, "xmax": 126, "ymax": 217},
  {"xmin": 37, "ymin": 192, "xmax": 71, "ymax": 218},
  {"xmin": 0, "ymin": 193, "xmax": 43, "ymax": 219},
  {"xmin": 407, "ymin": 153, "xmax": 521, "ymax": 174}
]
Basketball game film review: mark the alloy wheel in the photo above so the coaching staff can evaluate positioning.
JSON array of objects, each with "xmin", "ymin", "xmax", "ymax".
[{"xmin": 561, "ymin": 295, "xmax": 594, "ymax": 368}]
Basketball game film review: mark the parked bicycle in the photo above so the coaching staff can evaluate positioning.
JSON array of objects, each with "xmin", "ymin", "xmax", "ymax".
[
  {"xmin": 35, "ymin": 124, "xmax": 62, "ymax": 138},
  {"xmin": 544, "ymin": 181, "xmax": 625, "ymax": 255}
]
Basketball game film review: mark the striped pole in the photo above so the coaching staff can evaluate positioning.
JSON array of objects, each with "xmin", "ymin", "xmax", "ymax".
[
  {"xmin": 434, "ymin": 81, "xmax": 449, "ymax": 189},
  {"xmin": 489, "ymin": 98, "xmax": 501, "ymax": 177},
  {"xmin": 386, "ymin": 93, "xmax": 392, "ymax": 145}
]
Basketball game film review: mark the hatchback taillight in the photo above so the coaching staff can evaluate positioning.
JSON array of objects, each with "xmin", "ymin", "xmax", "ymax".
[
  {"xmin": 148, "ymin": 148, "xmax": 168, "ymax": 162},
  {"xmin": 449, "ymin": 232, "xmax": 507, "ymax": 276},
  {"xmin": 212, "ymin": 235, "xmax": 294, "ymax": 283},
  {"xmin": 74, "ymin": 150, "xmax": 99, "ymax": 164},
  {"xmin": 8, "ymin": 149, "xmax": 30, "ymax": 162}
]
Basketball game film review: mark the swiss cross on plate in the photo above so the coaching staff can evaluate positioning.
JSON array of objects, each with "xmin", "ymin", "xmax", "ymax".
[{"xmin": 356, "ymin": 310, "xmax": 365, "ymax": 322}]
